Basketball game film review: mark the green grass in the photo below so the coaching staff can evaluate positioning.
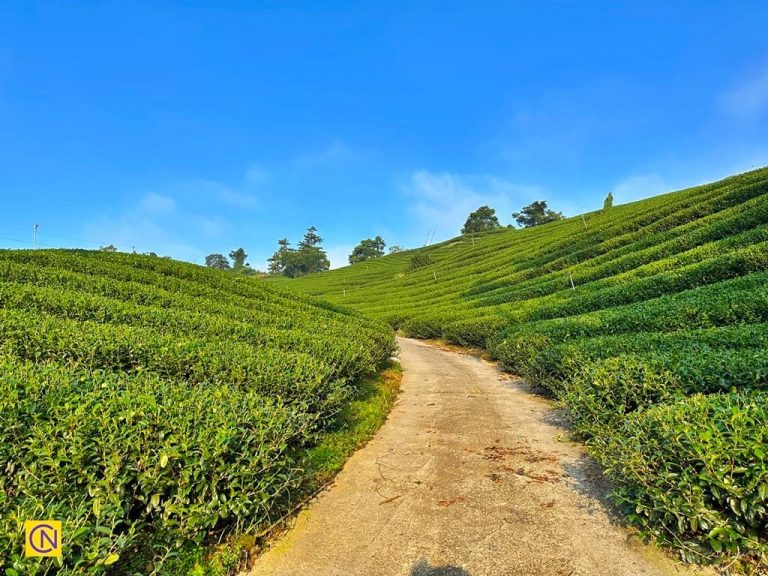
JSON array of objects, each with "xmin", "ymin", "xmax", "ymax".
[
  {"xmin": 303, "ymin": 360, "xmax": 402, "ymax": 483},
  {"xmin": 278, "ymin": 167, "xmax": 768, "ymax": 568}
]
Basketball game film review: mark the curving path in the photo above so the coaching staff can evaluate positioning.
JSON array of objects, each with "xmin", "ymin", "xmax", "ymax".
[{"xmin": 248, "ymin": 338, "xmax": 708, "ymax": 576}]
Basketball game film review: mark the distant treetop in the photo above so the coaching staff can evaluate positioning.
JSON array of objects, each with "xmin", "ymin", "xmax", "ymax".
[
  {"xmin": 512, "ymin": 200, "xmax": 563, "ymax": 228},
  {"xmin": 349, "ymin": 236, "xmax": 386, "ymax": 264},
  {"xmin": 461, "ymin": 205, "xmax": 502, "ymax": 235}
]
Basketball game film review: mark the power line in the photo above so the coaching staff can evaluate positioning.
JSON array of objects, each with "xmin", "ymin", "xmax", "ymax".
[
  {"xmin": 0, "ymin": 222, "xmax": 108, "ymax": 248},
  {"xmin": 0, "ymin": 234, "xmax": 58, "ymax": 249}
]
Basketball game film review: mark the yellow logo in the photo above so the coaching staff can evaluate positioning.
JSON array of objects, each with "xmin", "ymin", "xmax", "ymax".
[{"xmin": 25, "ymin": 520, "xmax": 62, "ymax": 557}]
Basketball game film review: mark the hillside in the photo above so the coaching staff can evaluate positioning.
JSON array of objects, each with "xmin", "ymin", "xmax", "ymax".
[
  {"xmin": 281, "ymin": 167, "xmax": 768, "ymax": 565},
  {"xmin": 0, "ymin": 250, "xmax": 394, "ymax": 574}
]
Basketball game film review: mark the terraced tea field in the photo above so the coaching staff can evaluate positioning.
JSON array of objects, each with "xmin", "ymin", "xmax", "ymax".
[
  {"xmin": 0, "ymin": 250, "xmax": 395, "ymax": 574},
  {"xmin": 278, "ymin": 167, "xmax": 768, "ymax": 566}
]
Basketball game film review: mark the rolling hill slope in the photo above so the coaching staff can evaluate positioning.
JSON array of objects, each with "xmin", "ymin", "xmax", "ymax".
[
  {"xmin": 281, "ymin": 167, "xmax": 768, "ymax": 566},
  {"xmin": 0, "ymin": 250, "xmax": 394, "ymax": 574}
]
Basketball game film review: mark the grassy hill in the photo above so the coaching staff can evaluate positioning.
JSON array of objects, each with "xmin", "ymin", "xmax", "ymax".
[
  {"xmin": 281, "ymin": 167, "xmax": 768, "ymax": 566},
  {"xmin": 0, "ymin": 250, "xmax": 394, "ymax": 574}
]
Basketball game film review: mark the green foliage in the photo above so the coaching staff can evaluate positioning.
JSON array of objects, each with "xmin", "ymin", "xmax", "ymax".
[
  {"xmin": 461, "ymin": 205, "xmax": 501, "ymax": 235},
  {"xmin": 268, "ymin": 228, "xmax": 330, "ymax": 277},
  {"xmin": 349, "ymin": 236, "xmax": 386, "ymax": 264},
  {"xmin": 206, "ymin": 249, "xmax": 258, "ymax": 274},
  {"xmin": 205, "ymin": 253, "xmax": 231, "ymax": 270},
  {"xmin": 228, "ymin": 247, "xmax": 247, "ymax": 270},
  {"xmin": 0, "ymin": 357, "xmax": 308, "ymax": 575},
  {"xmin": 512, "ymin": 200, "xmax": 563, "ymax": 227},
  {"xmin": 0, "ymin": 249, "xmax": 394, "ymax": 574},
  {"xmin": 276, "ymin": 167, "xmax": 768, "ymax": 566},
  {"xmin": 407, "ymin": 252, "xmax": 432, "ymax": 271},
  {"xmin": 593, "ymin": 393, "xmax": 768, "ymax": 563},
  {"xmin": 603, "ymin": 192, "xmax": 614, "ymax": 210}
]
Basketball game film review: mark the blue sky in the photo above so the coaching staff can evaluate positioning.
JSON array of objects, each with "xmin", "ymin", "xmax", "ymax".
[{"xmin": 1, "ymin": 1, "xmax": 767, "ymax": 269}]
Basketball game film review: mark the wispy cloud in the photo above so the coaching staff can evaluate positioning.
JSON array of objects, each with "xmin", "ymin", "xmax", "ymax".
[
  {"xmin": 405, "ymin": 170, "xmax": 543, "ymax": 241},
  {"xmin": 140, "ymin": 192, "xmax": 176, "ymax": 213},
  {"xmin": 720, "ymin": 65, "xmax": 768, "ymax": 120},
  {"xmin": 83, "ymin": 214, "xmax": 202, "ymax": 261},
  {"xmin": 212, "ymin": 184, "xmax": 259, "ymax": 209},
  {"xmin": 293, "ymin": 140, "xmax": 357, "ymax": 168},
  {"xmin": 611, "ymin": 173, "xmax": 672, "ymax": 204},
  {"xmin": 189, "ymin": 165, "xmax": 267, "ymax": 209}
]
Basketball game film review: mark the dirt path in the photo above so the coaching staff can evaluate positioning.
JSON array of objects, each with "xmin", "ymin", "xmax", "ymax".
[{"xmin": 248, "ymin": 338, "xmax": 706, "ymax": 576}]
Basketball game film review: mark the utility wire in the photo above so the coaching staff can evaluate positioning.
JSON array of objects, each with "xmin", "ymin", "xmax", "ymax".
[
  {"xmin": 0, "ymin": 234, "xmax": 59, "ymax": 249},
  {"xmin": 0, "ymin": 222, "xmax": 109, "ymax": 248}
]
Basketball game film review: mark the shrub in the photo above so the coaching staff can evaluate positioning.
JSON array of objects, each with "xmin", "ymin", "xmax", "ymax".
[{"xmin": 593, "ymin": 392, "xmax": 768, "ymax": 563}]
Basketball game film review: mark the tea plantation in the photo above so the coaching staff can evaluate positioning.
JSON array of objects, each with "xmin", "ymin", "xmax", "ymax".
[
  {"xmin": 279, "ymin": 167, "xmax": 768, "ymax": 565},
  {"xmin": 0, "ymin": 250, "xmax": 395, "ymax": 574}
]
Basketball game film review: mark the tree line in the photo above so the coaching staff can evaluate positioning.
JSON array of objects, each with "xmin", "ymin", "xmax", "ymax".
[
  {"xmin": 461, "ymin": 193, "xmax": 613, "ymax": 234},
  {"xmin": 204, "ymin": 194, "xmax": 614, "ymax": 275}
]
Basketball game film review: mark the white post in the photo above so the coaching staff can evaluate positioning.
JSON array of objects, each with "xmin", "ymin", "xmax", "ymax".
[
  {"xmin": 32, "ymin": 224, "xmax": 39, "ymax": 249},
  {"xmin": 569, "ymin": 273, "xmax": 575, "ymax": 290}
]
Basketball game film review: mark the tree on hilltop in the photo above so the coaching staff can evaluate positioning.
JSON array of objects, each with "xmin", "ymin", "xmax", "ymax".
[
  {"xmin": 268, "ymin": 227, "xmax": 330, "ymax": 277},
  {"xmin": 512, "ymin": 201, "xmax": 563, "ymax": 228},
  {"xmin": 603, "ymin": 192, "xmax": 614, "ymax": 210},
  {"xmin": 205, "ymin": 248, "xmax": 257, "ymax": 274},
  {"xmin": 461, "ymin": 205, "xmax": 501, "ymax": 234},
  {"xmin": 205, "ymin": 253, "xmax": 231, "ymax": 270},
  {"xmin": 229, "ymin": 248, "xmax": 248, "ymax": 271},
  {"xmin": 349, "ymin": 236, "xmax": 386, "ymax": 264},
  {"xmin": 267, "ymin": 239, "xmax": 291, "ymax": 274}
]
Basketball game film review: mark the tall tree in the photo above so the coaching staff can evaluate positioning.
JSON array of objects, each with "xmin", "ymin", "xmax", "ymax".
[
  {"xmin": 512, "ymin": 201, "xmax": 564, "ymax": 228},
  {"xmin": 603, "ymin": 192, "xmax": 614, "ymax": 210},
  {"xmin": 205, "ymin": 253, "xmax": 231, "ymax": 270},
  {"xmin": 270, "ymin": 228, "xmax": 330, "ymax": 277},
  {"xmin": 229, "ymin": 248, "xmax": 248, "ymax": 271},
  {"xmin": 267, "ymin": 239, "xmax": 291, "ymax": 274},
  {"xmin": 349, "ymin": 236, "xmax": 386, "ymax": 264},
  {"xmin": 461, "ymin": 205, "xmax": 501, "ymax": 234},
  {"xmin": 298, "ymin": 226, "xmax": 323, "ymax": 249}
]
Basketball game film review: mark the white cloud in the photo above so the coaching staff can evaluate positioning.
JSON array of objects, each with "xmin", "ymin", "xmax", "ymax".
[
  {"xmin": 324, "ymin": 244, "xmax": 354, "ymax": 270},
  {"xmin": 720, "ymin": 66, "xmax": 768, "ymax": 120},
  {"xmin": 140, "ymin": 193, "xmax": 175, "ymax": 213},
  {"xmin": 214, "ymin": 185, "xmax": 259, "ymax": 209},
  {"xmin": 405, "ymin": 170, "xmax": 543, "ymax": 241}
]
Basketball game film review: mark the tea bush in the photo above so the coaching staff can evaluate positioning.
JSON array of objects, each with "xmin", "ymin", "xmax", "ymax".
[{"xmin": 593, "ymin": 392, "xmax": 768, "ymax": 563}]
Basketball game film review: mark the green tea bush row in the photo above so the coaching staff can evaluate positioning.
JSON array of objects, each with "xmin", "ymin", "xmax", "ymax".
[
  {"xmin": 0, "ymin": 357, "xmax": 314, "ymax": 574},
  {"xmin": 560, "ymin": 347, "xmax": 768, "ymax": 438},
  {"xmin": 592, "ymin": 392, "xmax": 768, "ymax": 562},
  {"xmin": 0, "ymin": 281, "xmax": 391, "ymax": 376}
]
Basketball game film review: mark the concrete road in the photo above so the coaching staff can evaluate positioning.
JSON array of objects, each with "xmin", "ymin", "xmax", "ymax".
[{"xmin": 248, "ymin": 338, "xmax": 706, "ymax": 576}]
